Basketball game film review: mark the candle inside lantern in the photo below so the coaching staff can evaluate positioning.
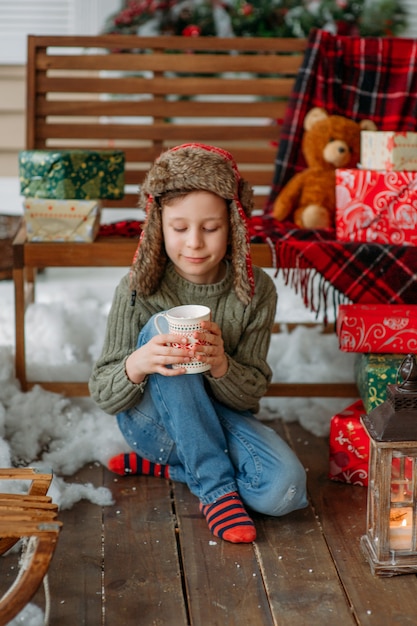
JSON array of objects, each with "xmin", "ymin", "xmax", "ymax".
[{"xmin": 389, "ymin": 507, "xmax": 413, "ymax": 551}]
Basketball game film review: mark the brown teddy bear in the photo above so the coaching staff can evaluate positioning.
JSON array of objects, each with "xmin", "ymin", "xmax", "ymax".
[{"xmin": 272, "ymin": 107, "xmax": 377, "ymax": 228}]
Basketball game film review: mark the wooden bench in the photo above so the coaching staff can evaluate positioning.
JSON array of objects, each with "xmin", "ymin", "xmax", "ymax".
[{"xmin": 13, "ymin": 34, "xmax": 358, "ymax": 399}]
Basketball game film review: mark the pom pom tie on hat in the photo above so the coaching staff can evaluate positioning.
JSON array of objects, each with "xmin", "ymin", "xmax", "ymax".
[{"xmin": 130, "ymin": 143, "xmax": 255, "ymax": 305}]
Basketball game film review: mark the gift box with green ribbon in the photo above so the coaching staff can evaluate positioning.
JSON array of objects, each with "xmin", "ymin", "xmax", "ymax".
[
  {"xmin": 355, "ymin": 353, "xmax": 408, "ymax": 413},
  {"xmin": 19, "ymin": 150, "xmax": 125, "ymax": 200}
]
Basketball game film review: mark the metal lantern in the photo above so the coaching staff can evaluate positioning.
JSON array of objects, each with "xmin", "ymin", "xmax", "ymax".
[{"xmin": 361, "ymin": 353, "xmax": 417, "ymax": 576}]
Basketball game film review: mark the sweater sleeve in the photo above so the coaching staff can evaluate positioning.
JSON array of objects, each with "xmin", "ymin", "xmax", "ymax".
[
  {"xmin": 88, "ymin": 274, "xmax": 149, "ymax": 414},
  {"xmin": 204, "ymin": 268, "xmax": 277, "ymax": 413}
]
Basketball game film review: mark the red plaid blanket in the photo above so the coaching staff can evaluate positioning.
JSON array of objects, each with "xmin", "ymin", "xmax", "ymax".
[
  {"xmin": 259, "ymin": 29, "xmax": 417, "ymax": 315},
  {"xmin": 250, "ymin": 217, "xmax": 417, "ymax": 319}
]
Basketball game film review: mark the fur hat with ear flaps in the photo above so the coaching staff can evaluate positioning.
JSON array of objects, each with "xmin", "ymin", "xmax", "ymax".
[{"xmin": 130, "ymin": 143, "xmax": 255, "ymax": 305}]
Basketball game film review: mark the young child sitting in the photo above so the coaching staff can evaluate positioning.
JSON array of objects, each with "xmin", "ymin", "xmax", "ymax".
[{"xmin": 89, "ymin": 143, "xmax": 307, "ymax": 543}]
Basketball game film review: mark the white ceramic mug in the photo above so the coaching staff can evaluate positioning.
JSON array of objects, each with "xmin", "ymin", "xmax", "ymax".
[{"xmin": 154, "ymin": 305, "xmax": 211, "ymax": 373}]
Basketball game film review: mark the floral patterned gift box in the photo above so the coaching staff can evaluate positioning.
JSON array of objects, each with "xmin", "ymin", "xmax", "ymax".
[
  {"xmin": 329, "ymin": 399, "xmax": 369, "ymax": 487},
  {"xmin": 328, "ymin": 398, "xmax": 413, "ymax": 487},
  {"xmin": 23, "ymin": 198, "xmax": 101, "ymax": 242},
  {"xmin": 19, "ymin": 150, "xmax": 125, "ymax": 200},
  {"xmin": 337, "ymin": 304, "xmax": 417, "ymax": 353},
  {"xmin": 335, "ymin": 169, "xmax": 417, "ymax": 245}
]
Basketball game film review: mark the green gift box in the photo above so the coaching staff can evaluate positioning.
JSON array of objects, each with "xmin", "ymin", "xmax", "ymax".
[
  {"xmin": 19, "ymin": 150, "xmax": 125, "ymax": 200},
  {"xmin": 355, "ymin": 353, "xmax": 408, "ymax": 413}
]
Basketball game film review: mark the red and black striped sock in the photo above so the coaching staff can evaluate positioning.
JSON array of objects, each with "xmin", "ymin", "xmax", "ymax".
[
  {"xmin": 200, "ymin": 491, "xmax": 256, "ymax": 544},
  {"xmin": 108, "ymin": 453, "xmax": 170, "ymax": 479}
]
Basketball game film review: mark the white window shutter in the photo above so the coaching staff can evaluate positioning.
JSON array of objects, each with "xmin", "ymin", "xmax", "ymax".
[
  {"xmin": 0, "ymin": 0, "xmax": 121, "ymax": 64},
  {"xmin": 402, "ymin": 0, "xmax": 417, "ymax": 37}
]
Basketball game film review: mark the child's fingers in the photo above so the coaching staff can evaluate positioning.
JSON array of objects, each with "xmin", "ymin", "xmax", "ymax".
[{"xmin": 155, "ymin": 333, "xmax": 190, "ymax": 346}]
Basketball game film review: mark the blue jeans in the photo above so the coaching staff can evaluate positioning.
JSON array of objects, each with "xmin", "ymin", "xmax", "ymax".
[{"xmin": 116, "ymin": 315, "xmax": 308, "ymax": 514}]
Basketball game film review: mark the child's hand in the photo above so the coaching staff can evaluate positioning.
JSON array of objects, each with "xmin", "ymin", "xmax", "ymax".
[
  {"xmin": 191, "ymin": 320, "xmax": 228, "ymax": 379},
  {"xmin": 125, "ymin": 333, "xmax": 192, "ymax": 382}
]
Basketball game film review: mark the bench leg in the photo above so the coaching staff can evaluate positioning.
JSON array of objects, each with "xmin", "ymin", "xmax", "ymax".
[{"xmin": 13, "ymin": 267, "xmax": 37, "ymax": 391}]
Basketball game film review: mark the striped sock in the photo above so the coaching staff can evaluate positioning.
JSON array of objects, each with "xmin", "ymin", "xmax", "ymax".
[
  {"xmin": 200, "ymin": 492, "xmax": 256, "ymax": 543},
  {"xmin": 108, "ymin": 453, "xmax": 170, "ymax": 479}
]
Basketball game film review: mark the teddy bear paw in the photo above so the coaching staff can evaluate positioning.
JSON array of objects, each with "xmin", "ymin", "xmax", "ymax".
[{"xmin": 299, "ymin": 204, "xmax": 332, "ymax": 229}]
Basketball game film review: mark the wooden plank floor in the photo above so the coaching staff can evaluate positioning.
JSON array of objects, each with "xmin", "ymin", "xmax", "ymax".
[{"xmin": 3, "ymin": 418, "xmax": 417, "ymax": 625}]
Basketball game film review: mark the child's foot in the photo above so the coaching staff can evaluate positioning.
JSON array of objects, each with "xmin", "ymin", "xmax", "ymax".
[
  {"xmin": 200, "ymin": 491, "xmax": 256, "ymax": 543},
  {"xmin": 108, "ymin": 452, "xmax": 170, "ymax": 478}
]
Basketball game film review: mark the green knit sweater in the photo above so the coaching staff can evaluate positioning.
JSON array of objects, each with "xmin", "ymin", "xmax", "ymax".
[{"xmin": 89, "ymin": 262, "xmax": 277, "ymax": 415}]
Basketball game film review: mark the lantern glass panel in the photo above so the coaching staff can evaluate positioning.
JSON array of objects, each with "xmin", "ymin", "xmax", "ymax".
[{"xmin": 389, "ymin": 454, "xmax": 416, "ymax": 553}]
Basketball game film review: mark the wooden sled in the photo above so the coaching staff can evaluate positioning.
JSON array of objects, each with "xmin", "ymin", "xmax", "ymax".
[{"xmin": 0, "ymin": 468, "xmax": 62, "ymax": 625}]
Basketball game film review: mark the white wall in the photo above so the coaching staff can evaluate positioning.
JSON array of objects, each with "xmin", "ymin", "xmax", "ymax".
[{"xmin": 0, "ymin": 0, "xmax": 121, "ymax": 64}]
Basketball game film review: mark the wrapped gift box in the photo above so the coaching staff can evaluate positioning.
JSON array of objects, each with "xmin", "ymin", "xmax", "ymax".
[
  {"xmin": 355, "ymin": 353, "xmax": 406, "ymax": 413},
  {"xmin": 335, "ymin": 169, "xmax": 417, "ymax": 245},
  {"xmin": 23, "ymin": 198, "xmax": 101, "ymax": 242},
  {"xmin": 19, "ymin": 150, "xmax": 125, "ymax": 200},
  {"xmin": 337, "ymin": 304, "xmax": 417, "ymax": 353},
  {"xmin": 361, "ymin": 131, "xmax": 417, "ymax": 171},
  {"xmin": 329, "ymin": 399, "xmax": 369, "ymax": 486}
]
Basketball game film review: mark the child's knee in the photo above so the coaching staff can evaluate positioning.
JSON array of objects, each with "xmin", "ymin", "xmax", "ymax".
[
  {"xmin": 137, "ymin": 313, "xmax": 160, "ymax": 347},
  {"xmin": 246, "ymin": 459, "xmax": 308, "ymax": 517},
  {"xmin": 269, "ymin": 478, "xmax": 308, "ymax": 516}
]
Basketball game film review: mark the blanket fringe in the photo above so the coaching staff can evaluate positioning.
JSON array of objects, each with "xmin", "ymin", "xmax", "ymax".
[{"xmin": 274, "ymin": 241, "xmax": 349, "ymax": 324}]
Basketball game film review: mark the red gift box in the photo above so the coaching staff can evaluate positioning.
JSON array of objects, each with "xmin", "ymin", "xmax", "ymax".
[
  {"xmin": 337, "ymin": 304, "xmax": 417, "ymax": 353},
  {"xmin": 335, "ymin": 169, "xmax": 417, "ymax": 245},
  {"xmin": 329, "ymin": 399, "xmax": 369, "ymax": 486}
]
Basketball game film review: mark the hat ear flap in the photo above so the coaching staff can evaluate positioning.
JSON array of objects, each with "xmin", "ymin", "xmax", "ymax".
[
  {"xmin": 229, "ymin": 199, "xmax": 254, "ymax": 306},
  {"xmin": 238, "ymin": 178, "xmax": 254, "ymax": 218},
  {"xmin": 130, "ymin": 200, "xmax": 167, "ymax": 294}
]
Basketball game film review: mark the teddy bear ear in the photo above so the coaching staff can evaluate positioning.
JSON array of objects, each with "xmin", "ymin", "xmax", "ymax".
[
  {"xmin": 359, "ymin": 119, "xmax": 378, "ymax": 131},
  {"xmin": 304, "ymin": 107, "xmax": 329, "ymax": 131}
]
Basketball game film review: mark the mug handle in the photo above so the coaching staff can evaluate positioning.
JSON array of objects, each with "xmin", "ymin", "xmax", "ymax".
[{"xmin": 154, "ymin": 312, "xmax": 167, "ymax": 335}]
